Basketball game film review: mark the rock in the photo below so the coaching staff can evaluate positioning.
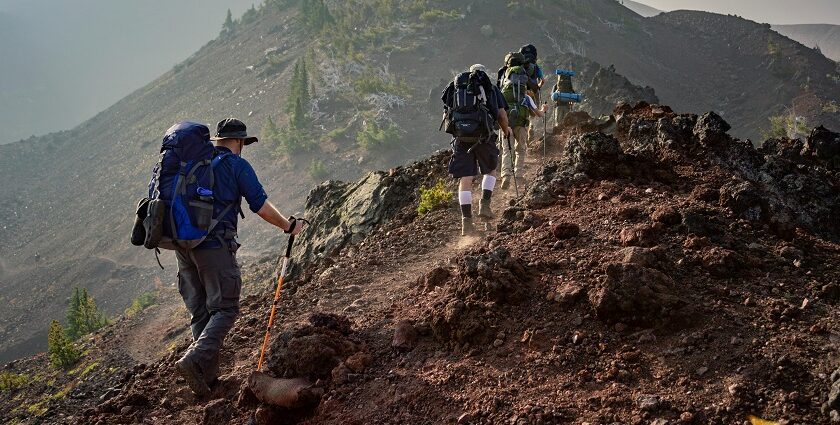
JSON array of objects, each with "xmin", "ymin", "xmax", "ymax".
[
  {"xmin": 680, "ymin": 412, "xmax": 694, "ymax": 422},
  {"xmin": 254, "ymin": 405, "xmax": 278, "ymax": 425},
  {"xmin": 392, "ymin": 320, "xmax": 418, "ymax": 351},
  {"xmin": 344, "ymin": 351, "xmax": 372, "ymax": 373},
  {"xmin": 696, "ymin": 366, "xmax": 709, "ymax": 377},
  {"xmin": 202, "ymin": 399, "xmax": 231, "ymax": 425},
  {"xmin": 636, "ymin": 394, "xmax": 661, "ymax": 412},
  {"xmin": 619, "ymin": 224, "xmax": 659, "ymax": 247},
  {"xmin": 683, "ymin": 235, "xmax": 711, "ymax": 250},
  {"xmin": 554, "ymin": 281, "xmax": 584, "ymax": 305},
  {"xmin": 719, "ymin": 181, "xmax": 766, "ymax": 221},
  {"xmin": 562, "ymin": 132, "xmax": 624, "ymax": 179},
  {"xmin": 493, "ymin": 338, "xmax": 504, "ymax": 347},
  {"xmin": 551, "ymin": 222, "xmax": 580, "ymax": 240},
  {"xmin": 588, "ymin": 263, "xmax": 685, "ymax": 326},
  {"xmin": 421, "ymin": 267, "xmax": 450, "ymax": 291},
  {"xmin": 248, "ymin": 372, "xmax": 319, "ymax": 408},
  {"xmin": 778, "ymin": 245, "xmax": 804, "ymax": 261},
  {"xmin": 700, "ymin": 247, "xmax": 744, "ymax": 277},
  {"xmin": 291, "ymin": 152, "xmax": 450, "ymax": 277},
  {"xmin": 617, "ymin": 247, "xmax": 656, "ymax": 267},
  {"xmin": 457, "ymin": 413, "xmax": 474, "ymax": 424},
  {"xmin": 831, "ymin": 410, "xmax": 840, "ymax": 423},
  {"xmin": 651, "ymin": 206, "xmax": 681, "ymax": 225},
  {"xmin": 693, "ymin": 111, "xmax": 731, "ymax": 146}
]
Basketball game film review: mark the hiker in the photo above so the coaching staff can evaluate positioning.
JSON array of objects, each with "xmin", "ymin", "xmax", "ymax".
[
  {"xmin": 441, "ymin": 66, "xmax": 511, "ymax": 236},
  {"xmin": 173, "ymin": 118, "xmax": 304, "ymax": 397},
  {"xmin": 498, "ymin": 52, "xmax": 549, "ymax": 189},
  {"xmin": 519, "ymin": 44, "xmax": 545, "ymax": 141},
  {"xmin": 552, "ymin": 71, "xmax": 576, "ymax": 128}
]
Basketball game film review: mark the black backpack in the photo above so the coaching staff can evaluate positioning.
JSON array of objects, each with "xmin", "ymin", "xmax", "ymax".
[{"xmin": 443, "ymin": 70, "xmax": 494, "ymax": 138}]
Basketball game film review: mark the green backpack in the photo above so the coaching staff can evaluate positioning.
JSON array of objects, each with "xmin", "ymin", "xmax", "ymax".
[{"xmin": 502, "ymin": 65, "xmax": 531, "ymax": 128}]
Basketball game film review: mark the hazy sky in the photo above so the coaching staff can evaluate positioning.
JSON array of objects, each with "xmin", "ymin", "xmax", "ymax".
[{"xmin": 639, "ymin": 0, "xmax": 840, "ymax": 25}]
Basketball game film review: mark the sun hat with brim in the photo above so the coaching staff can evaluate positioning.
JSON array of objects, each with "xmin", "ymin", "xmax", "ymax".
[{"xmin": 210, "ymin": 118, "xmax": 258, "ymax": 145}]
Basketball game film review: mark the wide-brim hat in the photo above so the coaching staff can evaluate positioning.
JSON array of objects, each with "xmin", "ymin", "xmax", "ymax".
[{"xmin": 210, "ymin": 118, "xmax": 258, "ymax": 145}]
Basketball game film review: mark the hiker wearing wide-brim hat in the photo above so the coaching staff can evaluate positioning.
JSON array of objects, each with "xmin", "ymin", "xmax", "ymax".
[
  {"xmin": 210, "ymin": 117, "xmax": 259, "ymax": 145},
  {"xmin": 170, "ymin": 117, "xmax": 306, "ymax": 397}
]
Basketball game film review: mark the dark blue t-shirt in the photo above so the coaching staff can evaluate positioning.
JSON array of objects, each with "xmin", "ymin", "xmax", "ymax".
[{"xmin": 198, "ymin": 146, "xmax": 268, "ymax": 248}]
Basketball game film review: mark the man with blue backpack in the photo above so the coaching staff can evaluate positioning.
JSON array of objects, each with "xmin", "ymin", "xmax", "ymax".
[{"xmin": 132, "ymin": 118, "xmax": 303, "ymax": 397}]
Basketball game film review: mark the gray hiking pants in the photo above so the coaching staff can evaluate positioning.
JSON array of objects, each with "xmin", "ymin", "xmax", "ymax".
[{"xmin": 176, "ymin": 246, "xmax": 241, "ymax": 366}]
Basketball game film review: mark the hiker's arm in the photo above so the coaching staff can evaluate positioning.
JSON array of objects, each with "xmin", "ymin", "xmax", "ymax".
[
  {"xmin": 257, "ymin": 201, "xmax": 303, "ymax": 235},
  {"xmin": 497, "ymin": 110, "xmax": 511, "ymax": 137}
]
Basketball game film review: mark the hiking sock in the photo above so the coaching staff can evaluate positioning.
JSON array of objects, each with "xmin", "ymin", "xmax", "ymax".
[
  {"xmin": 481, "ymin": 175, "xmax": 496, "ymax": 201},
  {"xmin": 459, "ymin": 191, "xmax": 473, "ymax": 218}
]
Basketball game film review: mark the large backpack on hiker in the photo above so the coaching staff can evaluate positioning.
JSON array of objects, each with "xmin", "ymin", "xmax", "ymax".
[
  {"xmin": 501, "ymin": 64, "xmax": 531, "ymax": 128},
  {"xmin": 131, "ymin": 122, "xmax": 238, "ymax": 258},
  {"xmin": 442, "ymin": 70, "xmax": 495, "ymax": 138}
]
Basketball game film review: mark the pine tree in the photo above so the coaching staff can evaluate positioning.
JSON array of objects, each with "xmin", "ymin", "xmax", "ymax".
[
  {"xmin": 66, "ymin": 288, "xmax": 83, "ymax": 339},
  {"xmin": 221, "ymin": 9, "xmax": 236, "ymax": 36},
  {"xmin": 48, "ymin": 320, "xmax": 79, "ymax": 369},
  {"xmin": 292, "ymin": 97, "xmax": 308, "ymax": 129},
  {"xmin": 261, "ymin": 116, "xmax": 279, "ymax": 145},
  {"xmin": 66, "ymin": 287, "xmax": 108, "ymax": 340}
]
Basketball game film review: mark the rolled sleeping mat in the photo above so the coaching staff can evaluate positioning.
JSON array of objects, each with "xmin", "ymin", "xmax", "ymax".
[
  {"xmin": 555, "ymin": 69, "xmax": 577, "ymax": 77},
  {"xmin": 551, "ymin": 92, "xmax": 583, "ymax": 103}
]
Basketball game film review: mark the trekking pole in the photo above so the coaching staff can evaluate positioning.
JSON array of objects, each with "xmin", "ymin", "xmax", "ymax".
[
  {"xmin": 506, "ymin": 134, "xmax": 519, "ymax": 198},
  {"xmin": 257, "ymin": 217, "xmax": 310, "ymax": 372}
]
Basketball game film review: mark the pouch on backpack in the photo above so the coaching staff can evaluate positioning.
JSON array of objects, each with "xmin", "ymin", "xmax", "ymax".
[
  {"xmin": 131, "ymin": 198, "xmax": 150, "ymax": 246},
  {"xmin": 143, "ymin": 198, "xmax": 166, "ymax": 250}
]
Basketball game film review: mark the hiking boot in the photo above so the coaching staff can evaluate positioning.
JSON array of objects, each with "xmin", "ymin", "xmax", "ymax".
[
  {"xmin": 203, "ymin": 353, "xmax": 220, "ymax": 387},
  {"xmin": 477, "ymin": 200, "xmax": 495, "ymax": 220},
  {"xmin": 461, "ymin": 218, "xmax": 476, "ymax": 237},
  {"xmin": 175, "ymin": 356, "xmax": 210, "ymax": 397},
  {"xmin": 500, "ymin": 177, "xmax": 511, "ymax": 190}
]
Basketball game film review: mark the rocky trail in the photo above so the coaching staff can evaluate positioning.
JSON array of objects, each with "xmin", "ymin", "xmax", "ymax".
[{"xmin": 3, "ymin": 103, "xmax": 840, "ymax": 424}]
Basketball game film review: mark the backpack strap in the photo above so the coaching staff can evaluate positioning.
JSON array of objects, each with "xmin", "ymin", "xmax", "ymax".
[{"xmin": 210, "ymin": 152, "xmax": 246, "ymax": 220}]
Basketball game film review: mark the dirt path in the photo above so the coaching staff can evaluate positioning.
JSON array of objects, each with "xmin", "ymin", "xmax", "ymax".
[{"xmin": 122, "ymin": 291, "xmax": 189, "ymax": 365}]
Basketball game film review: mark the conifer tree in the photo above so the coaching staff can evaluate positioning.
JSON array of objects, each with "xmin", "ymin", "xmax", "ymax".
[
  {"xmin": 66, "ymin": 287, "xmax": 108, "ymax": 340},
  {"xmin": 261, "ymin": 116, "xmax": 279, "ymax": 145},
  {"xmin": 48, "ymin": 320, "xmax": 79, "ymax": 369},
  {"xmin": 221, "ymin": 9, "xmax": 236, "ymax": 36}
]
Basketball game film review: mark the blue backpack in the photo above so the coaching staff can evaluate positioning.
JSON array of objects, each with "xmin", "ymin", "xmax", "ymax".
[{"xmin": 135, "ymin": 121, "xmax": 238, "ymax": 255}]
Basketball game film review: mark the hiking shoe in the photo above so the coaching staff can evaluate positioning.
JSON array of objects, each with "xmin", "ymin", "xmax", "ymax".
[
  {"xmin": 477, "ymin": 200, "xmax": 495, "ymax": 220},
  {"xmin": 203, "ymin": 353, "xmax": 220, "ymax": 387},
  {"xmin": 461, "ymin": 218, "xmax": 476, "ymax": 237},
  {"xmin": 175, "ymin": 356, "xmax": 210, "ymax": 397},
  {"xmin": 500, "ymin": 177, "xmax": 511, "ymax": 190}
]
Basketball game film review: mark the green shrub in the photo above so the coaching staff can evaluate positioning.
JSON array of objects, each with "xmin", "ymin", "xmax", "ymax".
[
  {"xmin": 0, "ymin": 372, "xmax": 29, "ymax": 392},
  {"xmin": 352, "ymin": 72, "xmax": 411, "ymax": 98},
  {"xmin": 419, "ymin": 8, "xmax": 460, "ymax": 22},
  {"xmin": 356, "ymin": 121, "xmax": 402, "ymax": 151},
  {"xmin": 417, "ymin": 179, "xmax": 453, "ymax": 215},
  {"xmin": 308, "ymin": 159, "xmax": 328, "ymax": 180},
  {"xmin": 124, "ymin": 292, "xmax": 156, "ymax": 318},
  {"xmin": 48, "ymin": 320, "xmax": 80, "ymax": 370},
  {"xmin": 275, "ymin": 127, "xmax": 314, "ymax": 157}
]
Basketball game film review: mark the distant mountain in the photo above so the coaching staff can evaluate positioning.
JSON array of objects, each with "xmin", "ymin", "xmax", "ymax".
[
  {"xmin": 0, "ymin": 0, "xmax": 256, "ymax": 145},
  {"xmin": 620, "ymin": 0, "xmax": 663, "ymax": 17},
  {"xmin": 774, "ymin": 24, "xmax": 840, "ymax": 61}
]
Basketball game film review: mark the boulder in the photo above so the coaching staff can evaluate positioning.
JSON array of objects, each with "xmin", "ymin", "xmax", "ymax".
[{"xmin": 588, "ymin": 263, "xmax": 685, "ymax": 326}]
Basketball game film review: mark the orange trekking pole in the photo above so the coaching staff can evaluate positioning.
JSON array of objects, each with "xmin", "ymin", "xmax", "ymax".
[{"xmin": 257, "ymin": 217, "xmax": 310, "ymax": 371}]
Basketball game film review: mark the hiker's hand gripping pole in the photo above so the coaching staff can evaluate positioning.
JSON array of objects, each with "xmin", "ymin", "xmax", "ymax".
[
  {"xmin": 506, "ymin": 134, "xmax": 520, "ymax": 198},
  {"xmin": 257, "ymin": 217, "xmax": 311, "ymax": 372}
]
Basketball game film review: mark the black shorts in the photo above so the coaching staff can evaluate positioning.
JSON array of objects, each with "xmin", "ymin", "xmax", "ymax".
[{"xmin": 448, "ymin": 137, "xmax": 500, "ymax": 178}]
